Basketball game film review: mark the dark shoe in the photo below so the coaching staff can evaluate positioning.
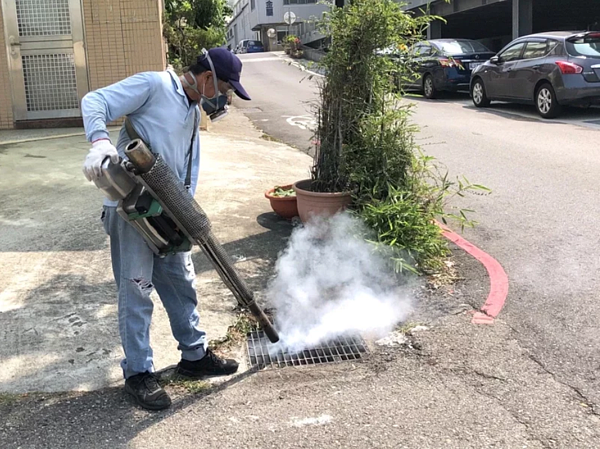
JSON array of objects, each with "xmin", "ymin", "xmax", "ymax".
[
  {"xmin": 176, "ymin": 348, "xmax": 239, "ymax": 379},
  {"xmin": 124, "ymin": 372, "xmax": 171, "ymax": 411}
]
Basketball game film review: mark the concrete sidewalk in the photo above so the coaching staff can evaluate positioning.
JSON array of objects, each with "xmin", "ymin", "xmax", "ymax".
[{"xmin": 0, "ymin": 108, "xmax": 311, "ymax": 393}]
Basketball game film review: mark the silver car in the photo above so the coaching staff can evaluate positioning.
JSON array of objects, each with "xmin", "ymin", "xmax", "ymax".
[{"xmin": 471, "ymin": 31, "xmax": 600, "ymax": 118}]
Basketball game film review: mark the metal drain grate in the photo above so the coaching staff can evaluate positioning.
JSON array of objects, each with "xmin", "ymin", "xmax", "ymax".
[{"xmin": 247, "ymin": 330, "xmax": 367, "ymax": 369}]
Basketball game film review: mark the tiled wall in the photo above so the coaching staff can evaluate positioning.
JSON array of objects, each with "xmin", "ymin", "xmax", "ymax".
[
  {"xmin": 0, "ymin": 0, "xmax": 166, "ymax": 129},
  {"xmin": 0, "ymin": 6, "xmax": 14, "ymax": 130},
  {"xmin": 83, "ymin": 0, "xmax": 166, "ymax": 92}
]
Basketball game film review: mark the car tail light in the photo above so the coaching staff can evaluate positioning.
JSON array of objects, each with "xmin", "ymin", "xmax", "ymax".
[
  {"xmin": 556, "ymin": 61, "xmax": 584, "ymax": 74},
  {"xmin": 440, "ymin": 58, "xmax": 463, "ymax": 69}
]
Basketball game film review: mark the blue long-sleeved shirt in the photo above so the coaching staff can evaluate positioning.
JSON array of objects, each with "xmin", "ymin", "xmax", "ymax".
[{"xmin": 81, "ymin": 69, "xmax": 200, "ymax": 207}]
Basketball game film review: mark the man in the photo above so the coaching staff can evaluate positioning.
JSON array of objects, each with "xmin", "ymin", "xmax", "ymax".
[{"xmin": 81, "ymin": 48, "xmax": 251, "ymax": 411}]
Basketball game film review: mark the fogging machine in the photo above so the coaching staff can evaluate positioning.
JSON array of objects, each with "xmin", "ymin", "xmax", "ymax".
[{"xmin": 93, "ymin": 137, "xmax": 279, "ymax": 343}]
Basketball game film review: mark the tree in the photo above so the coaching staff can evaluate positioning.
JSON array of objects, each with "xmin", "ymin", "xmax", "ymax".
[{"xmin": 163, "ymin": 0, "xmax": 232, "ymax": 72}]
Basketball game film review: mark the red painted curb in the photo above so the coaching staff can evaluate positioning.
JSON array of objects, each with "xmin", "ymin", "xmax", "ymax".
[{"xmin": 437, "ymin": 222, "xmax": 509, "ymax": 324}]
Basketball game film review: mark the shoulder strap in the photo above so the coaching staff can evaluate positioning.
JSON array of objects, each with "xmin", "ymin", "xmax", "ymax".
[
  {"xmin": 125, "ymin": 113, "xmax": 197, "ymax": 190},
  {"xmin": 184, "ymin": 107, "xmax": 199, "ymax": 190},
  {"xmin": 124, "ymin": 116, "xmax": 146, "ymax": 147}
]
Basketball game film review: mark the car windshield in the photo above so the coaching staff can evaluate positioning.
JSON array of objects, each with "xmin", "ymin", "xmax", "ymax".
[
  {"xmin": 436, "ymin": 40, "xmax": 491, "ymax": 54},
  {"xmin": 566, "ymin": 36, "xmax": 600, "ymax": 57}
]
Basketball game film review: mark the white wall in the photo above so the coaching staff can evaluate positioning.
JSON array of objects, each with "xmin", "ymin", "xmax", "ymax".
[
  {"xmin": 227, "ymin": 0, "xmax": 259, "ymax": 49},
  {"xmin": 248, "ymin": 0, "xmax": 330, "ymax": 30},
  {"xmin": 228, "ymin": 0, "xmax": 331, "ymax": 49}
]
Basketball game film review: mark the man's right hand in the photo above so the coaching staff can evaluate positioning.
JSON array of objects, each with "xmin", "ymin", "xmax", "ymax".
[{"xmin": 83, "ymin": 139, "xmax": 120, "ymax": 182}]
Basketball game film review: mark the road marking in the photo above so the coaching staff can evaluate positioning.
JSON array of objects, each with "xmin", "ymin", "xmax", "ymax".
[
  {"xmin": 437, "ymin": 222, "xmax": 508, "ymax": 325},
  {"xmin": 283, "ymin": 115, "xmax": 317, "ymax": 130}
]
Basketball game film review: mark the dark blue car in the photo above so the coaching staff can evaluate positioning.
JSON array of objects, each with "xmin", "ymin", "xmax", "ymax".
[
  {"xmin": 404, "ymin": 39, "xmax": 496, "ymax": 99},
  {"xmin": 245, "ymin": 40, "xmax": 265, "ymax": 54}
]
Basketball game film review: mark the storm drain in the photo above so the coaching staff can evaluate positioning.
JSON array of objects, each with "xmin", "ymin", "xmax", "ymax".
[{"xmin": 247, "ymin": 330, "xmax": 367, "ymax": 369}]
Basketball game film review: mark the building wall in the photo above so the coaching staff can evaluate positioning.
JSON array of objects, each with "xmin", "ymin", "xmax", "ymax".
[
  {"xmin": 228, "ymin": 0, "xmax": 330, "ymax": 49},
  {"xmin": 255, "ymin": 1, "xmax": 329, "ymax": 29},
  {"xmin": 83, "ymin": 0, "xmax": 166, "ymax": 92},
  {"xmin": 0, "ymin": 0, "xmax": 165, "ymax": 129},
  {"xmin": 228, "ymin": 1, "xmax": 257, "ymax": 49},
  {"xmin": 0, "ymin": 4, "xmax": 13, "ymax": 129}
]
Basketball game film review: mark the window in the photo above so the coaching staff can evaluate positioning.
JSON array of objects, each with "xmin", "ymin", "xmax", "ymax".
[
  {"xmin": 412, "ymin": 44, "xmax": 432, "ymax": 57},
  {"xmin": 284, "ymin": 0, "xmax": 318, "ymax": 5},
  {"xmin": 266, "ymin": 0, "xmax": 273, "ymax": 16},
  {"xmin": 251, "ymin": 0, "xmax": 255, "ymax": 10},
  {"xmin": 566, "ymin": 35, "xmax": 600, "ymax": 57},
  {"xmin": 499, "ymin": 42, "xmax": 525, "ymax": 62},
  {"xmin": 547, "ymin": 40, "xmax": 561, "ymax": 56},
  {"xmin": 522, "ymin": 40, "xmax": 549, "ymax": 59},
  {"xmin": 436, "ymin": 40, "xmax": 491, "ymax": 55}
]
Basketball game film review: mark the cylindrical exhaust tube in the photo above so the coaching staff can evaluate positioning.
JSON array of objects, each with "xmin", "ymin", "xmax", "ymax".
[
  {"xmin": 247, "ymin": 301, "xmax": 279, "ymax": 343},
  {"xmin": 125, "ymin": 139, "xmax": 156, "ymax": 173},
  {"xmin": 124, "ymin": 139, "xmax": 280, "ymax": 343}
]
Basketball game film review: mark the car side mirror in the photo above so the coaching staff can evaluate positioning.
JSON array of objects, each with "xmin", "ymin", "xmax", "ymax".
[{"xmin": 490, "ymin": 56, "xmax": 502, "ymax": 64}]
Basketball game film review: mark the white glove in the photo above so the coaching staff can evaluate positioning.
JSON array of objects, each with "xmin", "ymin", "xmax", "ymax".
[{"xmin": 83, "ymin": 139, "xmax": 119, "ymax": 182}]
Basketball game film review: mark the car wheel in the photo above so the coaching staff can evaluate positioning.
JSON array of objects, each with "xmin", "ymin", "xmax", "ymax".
[
  {"xmin": 471, "ymin": 78, "xmax": 490, "ymax": 108},
  {"xmin": 423, "ymin": 75, "xmax": 437, "ymax": 99},
  {"xmin": 536, "ymin": 83, "xmax": 562, "ymax": 119}
]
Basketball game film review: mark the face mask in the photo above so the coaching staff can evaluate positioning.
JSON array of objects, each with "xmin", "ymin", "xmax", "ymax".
[{"xmin": 201, "ymin": 94, "xmax": 229, "ymax": 122}]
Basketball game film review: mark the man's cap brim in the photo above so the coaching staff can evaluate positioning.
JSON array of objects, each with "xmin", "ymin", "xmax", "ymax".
[{"xmin": 230, "ymin": 80, "xmax": 251, "ymax": 101}]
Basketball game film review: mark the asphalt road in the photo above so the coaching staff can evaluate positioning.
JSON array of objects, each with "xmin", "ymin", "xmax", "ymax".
[
  {"xmin": 235, "ymin": 56, "xmax": 600, "ymax": 412},
  {"xmin": 234, "ymin": 52, "xmax": 321, "ymax": 155},
  {"xmin": 409, "ymin": 94, "xmax": 600, "ymax": 408}
]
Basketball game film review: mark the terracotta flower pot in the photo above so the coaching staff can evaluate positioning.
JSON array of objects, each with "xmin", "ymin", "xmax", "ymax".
[
  {"xmin": 293, "ymin": 179, "xmax": 352, "ymax": 223},
  {"xmin": 265, "ymin": 184, "xmax": 299, "ymax": 220}
]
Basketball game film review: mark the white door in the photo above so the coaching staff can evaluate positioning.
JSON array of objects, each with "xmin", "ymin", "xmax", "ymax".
[{"xmin": 2, "ymin": 0, "xmax": 88, "ymax": 121}]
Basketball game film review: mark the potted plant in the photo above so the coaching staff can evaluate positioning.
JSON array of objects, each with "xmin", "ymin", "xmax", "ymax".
[
  {"xmin": 284, "ymin": 35, "xmax": 303, "ymax": 58},
  {"xmin": 265, "ymin": 185, "xmax": 299, "ymax": 220},
  {"xmin": 294, "ymin": 0, "xmax": 407, "ymax": 222},
  {"xmin": 293, "ymin": 0, "xmax": 488, "ymax": 273},
  {"xmin": 283, "ymin": 34, "xmax": 296, "ymax": 55}
]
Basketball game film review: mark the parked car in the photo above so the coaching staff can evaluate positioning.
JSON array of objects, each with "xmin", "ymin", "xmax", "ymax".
[
  {"xmin": 245, "ymin": 40, "xmax": 265, "ymax": 53},
  {"xmin": 403, "ymin": 39, "xmax": 496, "ymax": 99},
  {"xmin": 235, "ymin": 39, "xmax": 250, "ymax": 54},
  {"xmin": 235, "ymin": 39, "xmax": 265, "ymax": 54},
  {"xmin": 470, "ymin": 31, "xmax": 600, "ymax": 118}
]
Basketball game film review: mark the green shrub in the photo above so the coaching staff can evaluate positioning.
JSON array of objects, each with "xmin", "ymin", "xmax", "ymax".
[{"xmin": 311, "ymin": 0, "xmax": 488, "ymax": 273}]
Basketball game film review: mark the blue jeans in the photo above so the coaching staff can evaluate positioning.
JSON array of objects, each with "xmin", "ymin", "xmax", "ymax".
[{"xmin": 101, "ymin": 206, "xmax": 206, "ymax": 379}]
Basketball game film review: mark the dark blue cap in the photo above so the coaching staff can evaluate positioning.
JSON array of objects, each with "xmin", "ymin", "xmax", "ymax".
[{"xmin": 198, "ymin": 47, "xmax": 251, "ymax": 101}]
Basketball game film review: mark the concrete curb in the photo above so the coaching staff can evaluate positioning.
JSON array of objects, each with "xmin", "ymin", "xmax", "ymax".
[
  {"xmin": 0, "ymin": 127, "xmax": 121, "ymax": 147},
  {"xmin": 0, "ymin": 132, "xmax": 86, "ymax": 147},
  {"xmin": 437, "ymin": 221, "xmax": 509, "ymax": 324}
]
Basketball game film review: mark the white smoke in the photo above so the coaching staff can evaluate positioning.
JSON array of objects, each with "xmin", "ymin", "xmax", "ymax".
[{"xmin": 267, "ymin": 213, "xmax": 413, "ymax": 353}]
